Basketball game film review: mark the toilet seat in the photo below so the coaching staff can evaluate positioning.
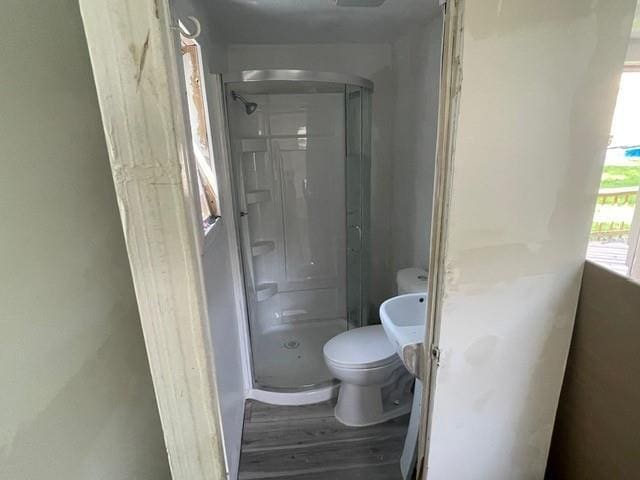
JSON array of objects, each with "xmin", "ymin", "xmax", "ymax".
[{"xmin": 323, "ymin": 325, "xmax": 398, "ymax": 370}]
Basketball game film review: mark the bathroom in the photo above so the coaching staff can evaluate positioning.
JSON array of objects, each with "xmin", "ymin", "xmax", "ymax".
[
  {"xmin": 174, "ymin": 0, "xmax": 444, "ymax": 478},
  {"xmin": 67, "ymin": 0, "xmax": 640, "ymax": 476}
]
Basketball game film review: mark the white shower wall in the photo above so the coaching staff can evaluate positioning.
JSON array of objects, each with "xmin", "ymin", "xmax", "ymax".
[
  {"xmin": 226, "ymin": 36, "xmax": 444, "ymax": 313},
  {"xmin": 226, "ymin": 44, "xmax": 396, "ymax": 315},
  {"xmin": 228, "ymin": 91, "xmax": 348, "ymax": 388}
]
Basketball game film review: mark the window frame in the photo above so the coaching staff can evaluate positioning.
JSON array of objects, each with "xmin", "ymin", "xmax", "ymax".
[{"xmin": 179, "ymin": 31, "xmax": 222, "ymax": 246}]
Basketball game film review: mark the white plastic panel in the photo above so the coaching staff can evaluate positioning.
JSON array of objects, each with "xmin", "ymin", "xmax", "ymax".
[
  {"xmin": 272, "ymin": 288, "xmax": 342, "ymax": 325},
  {"xmin": 227, "ymin": 89, "xmax": 349, "ymax": 389},
  {"xmin": 275, "ymin": 136, "xmax": 345, "ymax": 284},
  {"xmin": 241, "ymin": 138, "xmax": 268, "ymax": 152},
  {"xmin": 246, "ymin": 189, "xmax": 271, "ymax": 204},
  {"xmin": 268, "ymin": 94, "xmax": 342, "ymax": 137},
  {"xmin": 251, "ymin": 240, "xmax": 275, "ymax": 256},
  {"xmin": 255, "ymin": 283, "xmax": 278, "ymax": 302}
]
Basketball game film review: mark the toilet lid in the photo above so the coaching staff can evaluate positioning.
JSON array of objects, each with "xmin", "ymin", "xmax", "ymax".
[{"xmin": 323, "ymin": 325, "xmax": 398, "ymax": 369}]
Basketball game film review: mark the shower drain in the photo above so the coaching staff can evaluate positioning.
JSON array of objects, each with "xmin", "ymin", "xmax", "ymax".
[{"xmin": 283, "ymin": 340, "xmax": 300, "ymax": 349}]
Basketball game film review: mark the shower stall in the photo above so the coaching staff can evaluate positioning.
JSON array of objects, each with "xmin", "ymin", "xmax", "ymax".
[{"xmin": 223, "ymin": 70, "xmax": 372, "ymax": 392}]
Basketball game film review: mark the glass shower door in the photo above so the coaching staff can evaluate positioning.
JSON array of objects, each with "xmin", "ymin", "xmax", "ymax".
[
  {"xmin": 345, "ymin": 86, "xmax": 372, "ymax": 329},
  {"xmin": 224, "ymin": 74, "xmax": 372, "ymax": 392},
  {"xmin": 227, "ymin": 85, "xmax": 349, "ymax": 390}
]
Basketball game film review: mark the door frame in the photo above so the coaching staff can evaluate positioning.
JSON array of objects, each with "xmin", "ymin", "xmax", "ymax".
[
  {"xmin": 79, "ymin": 1, "xmax": 227, "ymax": 479},
  {"xmin": 78, "ymin": 0, "xmax": 456, "ymax": 478},
  {"xmin": 416, "ymin": 0, "xmax": 461, "ymax": 478}
]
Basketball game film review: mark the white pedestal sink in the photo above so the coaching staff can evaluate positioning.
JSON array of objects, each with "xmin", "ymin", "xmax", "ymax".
[
  {"xmin": 379, "ymin": 292, "xmax": 428, "ymax": 480},
  {"xmin": 380, "ymin": 293, "xmax": 427, "ymax": 371}
]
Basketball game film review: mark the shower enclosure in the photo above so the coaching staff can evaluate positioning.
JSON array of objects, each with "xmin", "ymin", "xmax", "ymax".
[{"xmin": 223, "ymin": 70, "xmax": 372, "ymax": 391}]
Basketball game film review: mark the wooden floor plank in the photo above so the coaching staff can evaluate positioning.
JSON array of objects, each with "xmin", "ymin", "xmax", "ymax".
[
  {"xmin": 246, "ymin": 400, "xmax": 336, "ymax": 423},
  {"xmin": 238, "ymin": 400, "xmax": 408, "ymax": 480},
  {"xmin": 239, "ymin": 436, "xmax": 404, "ymax": 479},
  {"xmin": 242, "ymin": 414, "xmax": 408, "ymax": 452},
  {"xmin": 241, "ymin": 462, "xmax": 403, "ymax": 480}
]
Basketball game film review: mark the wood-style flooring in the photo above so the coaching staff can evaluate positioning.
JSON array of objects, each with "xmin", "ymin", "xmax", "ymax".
[{"xmin": 238, "ymin": 399, "xmax": 409, "ymax": 479}]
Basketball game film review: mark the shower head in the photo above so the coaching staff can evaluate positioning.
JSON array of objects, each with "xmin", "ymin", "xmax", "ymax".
[
  {"xmin": 245, "ymin": 102, "xmax": 258, "ymax": 115},
  {"xmin": 231, "ymin": 91, "xmax": 258, "ymax": 115}
]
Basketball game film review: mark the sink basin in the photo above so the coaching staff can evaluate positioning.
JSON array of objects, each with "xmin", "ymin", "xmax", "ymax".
[{"xmin": 379, "ymin": 293, "xmax": 427, "ymax": 369}]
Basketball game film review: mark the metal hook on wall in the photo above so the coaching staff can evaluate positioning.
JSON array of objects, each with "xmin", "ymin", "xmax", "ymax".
[{"xmin": 172, "ymin": 15, "xmax": 201, "ymax": 40}]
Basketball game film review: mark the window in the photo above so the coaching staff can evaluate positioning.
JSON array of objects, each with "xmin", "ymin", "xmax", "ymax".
[
  {"xmin": 181, "ymin": 33, "xmax": 220, "ymax": 231},
  {"xmin": 587, "ymin": 66, "xmax": 640, "ymax": 279}
]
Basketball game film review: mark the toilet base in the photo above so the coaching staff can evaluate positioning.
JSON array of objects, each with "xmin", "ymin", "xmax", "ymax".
[{"xmin": 334, "ymin": 367, "xmax": 413, "ymax": 427}]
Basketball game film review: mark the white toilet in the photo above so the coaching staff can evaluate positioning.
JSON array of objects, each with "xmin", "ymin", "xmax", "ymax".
[{"xmin": 323, "ymin": 268, "xmax": 428, "ymax": 427}]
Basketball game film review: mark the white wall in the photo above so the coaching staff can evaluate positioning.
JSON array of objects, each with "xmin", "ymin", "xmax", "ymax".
[
  {"xmin": 172, "ymin": 1, "xmax": 248, "ymax": 477},
  {"xmin": 627, "ymin": 39, "xmax": 640, "ymax": 61},
  {"xmin": 0, "ymin": 0, "xmax": 170, "ymax": 478},
  {"xmin": 227, "ymin": 43, "xmax": 396, "ymax": 315},
  {"xmin": 391, "ymin": 15, "xmax": 443, "ymax": 275},
  {"xmin": 201, "ymin": 225, "xmax": 246, "ymax": 478},
  {"xmin": 425, "ymin": 1, "xmax": 636, "ymax": 478}
]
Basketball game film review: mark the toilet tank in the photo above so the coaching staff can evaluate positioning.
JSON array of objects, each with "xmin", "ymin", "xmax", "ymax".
[{"xmin": 396, "ymin": 268, "xmax": 428, "ymax": 294}]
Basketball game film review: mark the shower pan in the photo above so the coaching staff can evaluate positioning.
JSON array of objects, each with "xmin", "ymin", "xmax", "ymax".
[{"xmin": 223, "ymin": 70, "xmax": 372, "ymax": 393}]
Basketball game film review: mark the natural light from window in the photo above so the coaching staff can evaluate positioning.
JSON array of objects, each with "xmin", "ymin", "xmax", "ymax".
[
  {"xmin": 181, "ymin": 33, "xmax": 221, "ymax": 232},
  {"xmin": 587, "ymin": 68, "xmax": 640, "ymax": 279}
]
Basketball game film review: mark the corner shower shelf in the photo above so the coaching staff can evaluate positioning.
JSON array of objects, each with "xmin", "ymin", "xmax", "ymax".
[
  {"xmin": 251, "ymin": 241, "xmax": 275, "ymax": 256},
  {"xmin": 256, "ymin": 283, "xmax": 278, "ymax": 302},
  {"xmin": 280, "ymin": 309, "xmax": 308, "ymax": 323},
  {"xmin": 246, "ymin": 189, "xmax": 271, "ymax": 204},
  {"xmin": 241, "ymin": 138, "xmax": 268, "ymax": 152}
]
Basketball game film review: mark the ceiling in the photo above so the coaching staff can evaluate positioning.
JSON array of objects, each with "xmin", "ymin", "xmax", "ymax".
[{"xmin": 205, "ymin": 0, "xmax": 441, "ymax": 44}]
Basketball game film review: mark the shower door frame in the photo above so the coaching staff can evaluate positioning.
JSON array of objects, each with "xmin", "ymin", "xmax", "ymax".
[{"xmin": 222, "ymin": 70, "xmax": 373, "ymax": 397}]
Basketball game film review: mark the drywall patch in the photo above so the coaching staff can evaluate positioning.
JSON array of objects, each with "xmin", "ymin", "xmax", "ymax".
[
  {"xmin": 464, "ymin": 335, "xmax": 499, "ymax": 366},
  {"xmin": 473, "ymin": 389, "xmax": 494, "ymax": 413}
]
